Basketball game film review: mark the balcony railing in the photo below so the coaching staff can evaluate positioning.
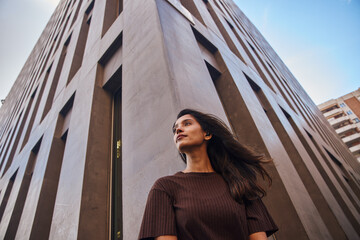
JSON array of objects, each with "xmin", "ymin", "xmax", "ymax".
[
  {"xmin": 330, "ymin": 116, "xmax": 351, "ymax": 128},
  {"xmin": 342, "ymin": 133, "xmax": 360, "ymax": 144},
  {"xmin": 349, "ymin": 144, "xmax": 360, "ymax": 154},
  {"xmin": 336, "ymin": 124, "xmax": 359, "ymax": 135},
  {"xmin": 324, "ymin": 107, "xmax": 343, "ymax": 119}
]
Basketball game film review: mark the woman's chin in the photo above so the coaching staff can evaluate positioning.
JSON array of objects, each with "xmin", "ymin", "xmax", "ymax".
[{"xmin": 177, "ymin": 144, "xmax": 190, "ymax": 153}]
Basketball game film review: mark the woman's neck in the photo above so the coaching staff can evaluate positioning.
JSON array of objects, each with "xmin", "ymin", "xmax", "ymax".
[{"xmin": 183, "ymin": 146, "xmax": 214, "ymax": 173}]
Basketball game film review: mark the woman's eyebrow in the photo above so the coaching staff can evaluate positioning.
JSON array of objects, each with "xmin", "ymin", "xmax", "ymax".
[{"xmin": 173, "ymin": 119, "xmax": 192, "ymax": 129}]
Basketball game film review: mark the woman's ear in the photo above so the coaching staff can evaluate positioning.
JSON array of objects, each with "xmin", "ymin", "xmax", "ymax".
[{"xmin": 204, "ymin": 132, "xmax": 212, "ymax": 140}]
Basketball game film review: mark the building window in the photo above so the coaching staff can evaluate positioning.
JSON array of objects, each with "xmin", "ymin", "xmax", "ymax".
[
  {"xmin": 112, "ymin": 89, "xmax": 122, "ymax": 240},
  {"xmin": 347, "ymin": 110, "xmax": 353, "ymax": 115},
  {"xmin": 340, "ymin": 103, "xmax": 346, "ymax": 107},
  {"xmin": 354, "ymin": 118, "xmax": 360, "ymax": 123}
]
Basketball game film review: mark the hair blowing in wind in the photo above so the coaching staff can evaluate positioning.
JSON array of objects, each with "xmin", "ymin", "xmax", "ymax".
[{"xmin": 174, "ymin": 109, "xmax": 273, "ymax": 203}]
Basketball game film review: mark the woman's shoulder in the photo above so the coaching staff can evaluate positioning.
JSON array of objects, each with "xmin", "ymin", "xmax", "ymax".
[{"xmin": 151, "ymin": 172, "xmax": 184, "ymax": 192}]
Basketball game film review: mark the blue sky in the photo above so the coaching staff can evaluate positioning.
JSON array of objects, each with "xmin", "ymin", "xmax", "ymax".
[
  {"xmin": 234, "ymin": 0, "xmax": 360, "ymax": 104},
  {"xmin": 0, "ymin": 0, "xmax": 59, "ymax": 104},
  {"xmin": 0, "ymin": 0, "xmax": 359, "ymax": 105}
]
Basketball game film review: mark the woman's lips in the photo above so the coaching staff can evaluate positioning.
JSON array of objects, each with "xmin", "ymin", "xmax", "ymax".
[{"xmin": 176, "ymin": 135, "xmax": 186, "ymax": 142}]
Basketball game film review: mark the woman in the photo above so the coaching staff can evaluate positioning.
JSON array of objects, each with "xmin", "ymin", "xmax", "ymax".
[{"xmin": 138, "ymin": 109, "xmax": 278, "ymax": 240}]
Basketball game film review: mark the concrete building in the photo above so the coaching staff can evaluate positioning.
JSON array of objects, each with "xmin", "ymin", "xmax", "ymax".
[
  {"xmin": 0, "ymin": 0, "xmax": 359, "ymax": 239},
  {"xmin": 318, "ymin": 88, "xmax": 360, "ymax": 163}
]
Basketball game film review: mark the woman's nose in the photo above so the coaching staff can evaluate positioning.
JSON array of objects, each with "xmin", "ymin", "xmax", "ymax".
[{"xmin": 176, "ymin": 127, "xmax": 183, "ymax": 134}]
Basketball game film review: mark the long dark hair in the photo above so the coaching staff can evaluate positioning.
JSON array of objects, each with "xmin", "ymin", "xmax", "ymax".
[{"xmin": 174, "ymin": 109, "xmax": 272, "ymax": 203}]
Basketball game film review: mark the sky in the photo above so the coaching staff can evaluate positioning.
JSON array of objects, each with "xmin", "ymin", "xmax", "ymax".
[
  {"xmin": 0, "ymin": 0, "xmax": 60, "ymax": 104},
  {"xmin": 0, "ymin": 0, "xmax": 359, "ymax": 105},
  {"xmin": 234, "ymin": 0, "xmax": 360, "ymax": 104}
]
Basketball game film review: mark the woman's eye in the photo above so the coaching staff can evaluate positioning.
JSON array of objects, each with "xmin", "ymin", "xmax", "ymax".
[{"xmin": 184, "ymin": 122, "xmax": 190, "ymax": 126}]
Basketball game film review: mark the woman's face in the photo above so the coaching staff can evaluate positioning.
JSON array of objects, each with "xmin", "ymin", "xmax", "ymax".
[{"xmin": 173, "ymin": 114, "xmax": 209, "ymax": 153}]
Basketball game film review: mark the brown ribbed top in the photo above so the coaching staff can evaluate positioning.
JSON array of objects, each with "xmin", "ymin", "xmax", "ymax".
[{"xmin": 138, "ymin": 171, "xmax": 278, "ymax": 240}]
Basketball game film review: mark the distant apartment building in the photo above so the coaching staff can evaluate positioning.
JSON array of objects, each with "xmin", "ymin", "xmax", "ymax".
[{"xmin": 318, "ymin": 88, "xmax": 360, "ymax": 163}]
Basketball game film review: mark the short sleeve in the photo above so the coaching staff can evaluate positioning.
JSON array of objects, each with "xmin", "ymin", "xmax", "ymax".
[
  {"xmin": 138, "ymin": 187, "xmax": 177, "ymax": 240},
  {"xmin": 245, "ymin": 198, "xmax": 278, "ymax": 237}
]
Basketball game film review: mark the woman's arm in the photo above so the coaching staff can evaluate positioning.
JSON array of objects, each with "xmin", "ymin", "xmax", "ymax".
[
  {"xmin": 155, "ymin": 236, "xmax": 177, "ymax": 240},
  {"xmin": 248, "ymin": 231, "xmax": 267, "ymax": 240}
]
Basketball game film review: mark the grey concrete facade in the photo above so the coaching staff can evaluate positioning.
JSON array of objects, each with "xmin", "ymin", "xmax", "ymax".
[{"xmin": 0, "ymin": 0, "xmax": 359, "ymax": 239}]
